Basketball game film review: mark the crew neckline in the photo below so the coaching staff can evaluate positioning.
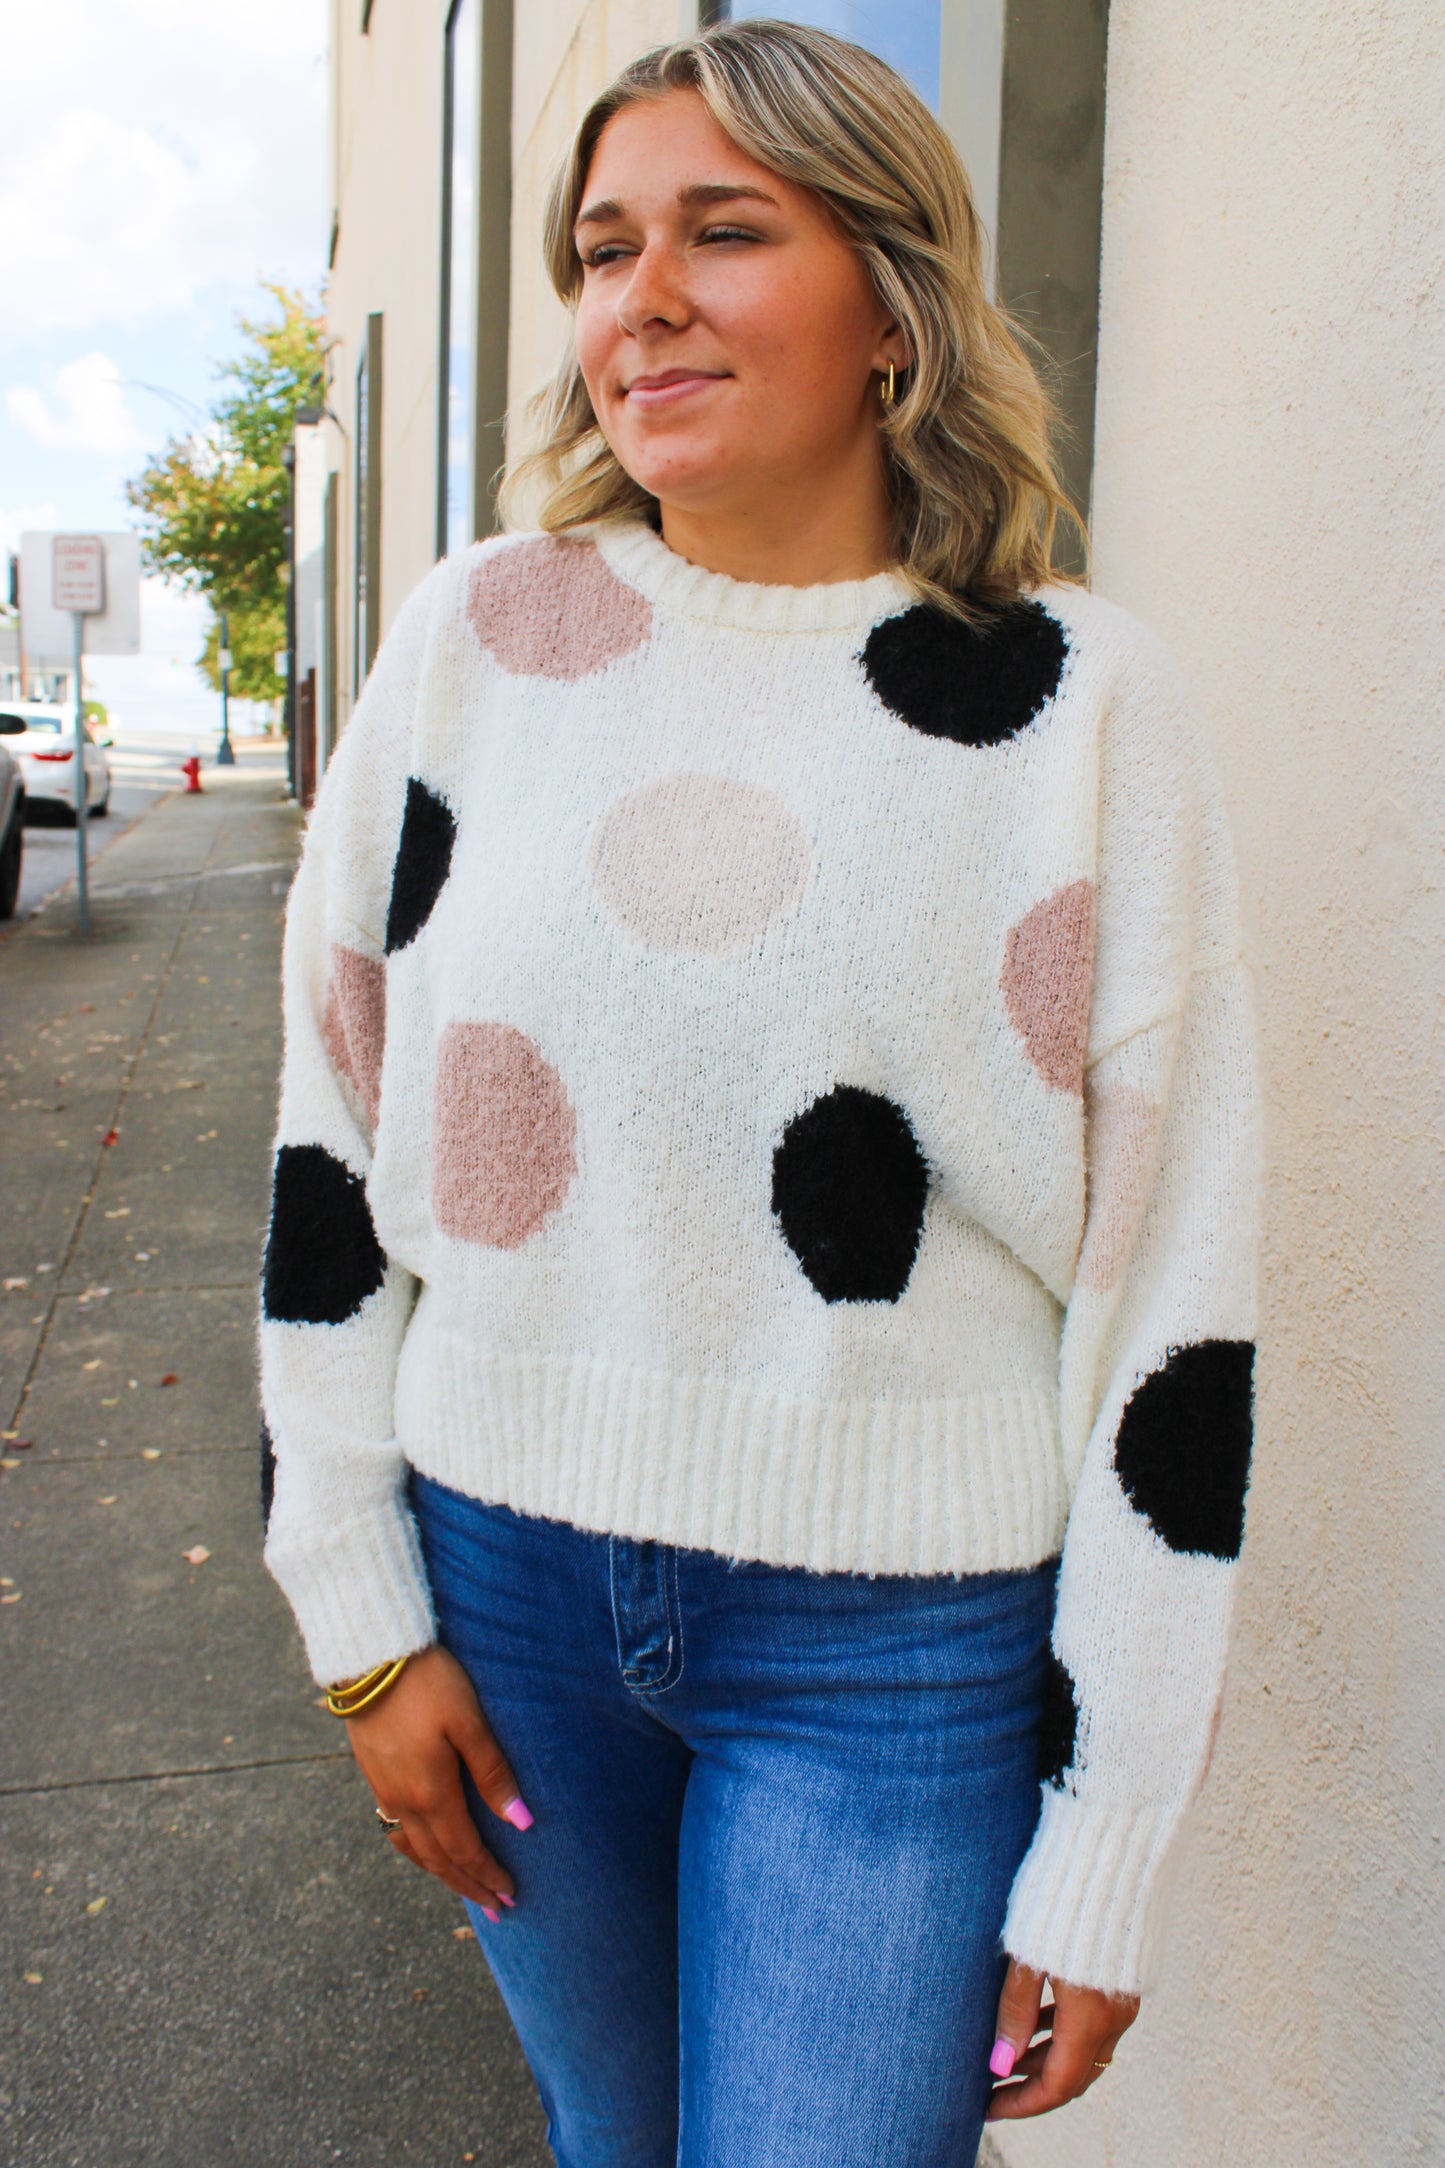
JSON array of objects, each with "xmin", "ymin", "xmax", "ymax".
[{"xmin": 592, "ymin": 519, "xmax": 914, "ymax": 635}]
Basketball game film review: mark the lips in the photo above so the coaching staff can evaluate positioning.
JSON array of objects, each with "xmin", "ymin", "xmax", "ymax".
[{"xmin": 623, "ymin": 370, "xmax": 728, "ymax": 406}]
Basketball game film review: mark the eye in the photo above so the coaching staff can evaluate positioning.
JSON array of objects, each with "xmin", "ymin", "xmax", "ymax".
[
  {"xmin": 579, "ymin": 241, "xmax": 635, "ymax": 269},
  {"xmin": 697, "ymin": 223, "xmax": 759, "ymax": 246}
]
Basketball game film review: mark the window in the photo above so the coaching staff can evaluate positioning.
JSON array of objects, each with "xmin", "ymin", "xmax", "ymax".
[
  {"xmin": 439, "ymin": 0, "xmax": 480, "ymax": 558},
  {"xmin": 355, "ymin": 313, "xmax": 383, "ymax": 690},
  {"xmin": 436, "ymin": 0, "xmax": 512, "ymax": 557},
  {"xmin": 723, "ymin": 0, "xmax": 942, "ymax": 110}
]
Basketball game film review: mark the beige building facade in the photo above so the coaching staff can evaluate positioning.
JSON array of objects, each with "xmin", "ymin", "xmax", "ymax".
[{"xmin": 308, "ymin": 4, "xmax": 1444, "ymax": 2162}]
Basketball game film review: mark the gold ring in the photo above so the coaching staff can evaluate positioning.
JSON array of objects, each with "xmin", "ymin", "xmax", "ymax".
[
  {"xmin": 375, "ymin": 1807, "xmax": 403, "ymax": 1834},
  {"xmin": 1091, "ymin": 2059, "xmax": 1112, "ymax": 2071}
]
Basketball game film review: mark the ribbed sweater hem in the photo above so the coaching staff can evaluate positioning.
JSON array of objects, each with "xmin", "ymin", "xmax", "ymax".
[
  {"xmin": 395, "ymin": 1348, "xmax": 1070, "ymax": 1577},
  {"xmin": 1002, "ymin": 1788, "xmax": 1184, "ymax": 1995}
]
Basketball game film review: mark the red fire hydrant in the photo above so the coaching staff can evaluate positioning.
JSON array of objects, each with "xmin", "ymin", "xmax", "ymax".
[{"xmin": 181, "ymin": 754, "xmax": 203, "ymax": 794}]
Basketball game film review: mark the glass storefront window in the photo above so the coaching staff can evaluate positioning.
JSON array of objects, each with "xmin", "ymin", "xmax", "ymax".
[
  {"xmin": 726, "ymin": 1, "xmax": 942, "ymax": 112},
  {"xmin": 440, "ymin": 0, "xmax": 479, "ymax": 557}
]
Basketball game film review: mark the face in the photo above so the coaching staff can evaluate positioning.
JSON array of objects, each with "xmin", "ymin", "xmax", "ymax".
[{"xmin": 573, "ymin": 90, "xmax": 900, "ymax": 523}]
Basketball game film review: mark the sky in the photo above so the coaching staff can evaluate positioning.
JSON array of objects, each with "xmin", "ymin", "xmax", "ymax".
[{"xmin": 0, "ymin": 0, "xmax": 328, "ymax": 733}]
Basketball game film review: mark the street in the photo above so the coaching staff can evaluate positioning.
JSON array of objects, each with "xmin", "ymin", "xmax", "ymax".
[
  {"xmin": 0, "ymin": 766, "xmax": 550, "ymax": 2166},
  {"xmin": 14, "ymin": 725, "xmax": 254, "ymax": 923}
]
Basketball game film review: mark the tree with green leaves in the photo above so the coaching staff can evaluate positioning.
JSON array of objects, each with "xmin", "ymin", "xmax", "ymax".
[{"xmin": 127, "ymin": 283, "xmax": 327, "ymax": 704}]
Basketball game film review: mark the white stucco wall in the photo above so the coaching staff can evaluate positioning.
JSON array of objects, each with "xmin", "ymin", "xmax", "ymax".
[{"xmin": 993, "ymin": 3, "xmax": 1445, "ymax": 2162}]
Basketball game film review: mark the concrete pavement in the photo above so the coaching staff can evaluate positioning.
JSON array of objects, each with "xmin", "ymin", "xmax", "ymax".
[{"xmin": 0, "ymin": 767, "xmax": 550, "ymax": 2166}]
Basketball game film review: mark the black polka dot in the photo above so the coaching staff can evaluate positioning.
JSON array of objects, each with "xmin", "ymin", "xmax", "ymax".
[
  {"xmin": 1038, "ymin": 1650, "xmax": 1080, "ymax": 1789},
  {"xmin": 860, "ymin": 600, "xmax": 1069, "ymax": 747},
  {"xmin": 1114, "ymin": 1339, "xmax": 1256, "ymax": 1560},
  {"xmin": 262, "ymin": 1143, "xmax": 387, "ymax": 1325},
  {"xmin": 385, "ymin": 777, "xmax": 457, "ymax": 955},
  {"xmin": 771, "ymin": 1085, "xmax": 929, "ymax": 1303},
  {"xmin": 260, "ymin": 1417, "xmax": 276, "ymax": 1529}
]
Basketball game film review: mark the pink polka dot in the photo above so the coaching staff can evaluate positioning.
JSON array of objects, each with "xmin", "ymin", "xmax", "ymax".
[
  {"xmin": 432, "ymin": 1022, "xmax": 577, "ymax": 1248},
  {"xmin": 467, "ymin": 537, "xmax": 652, "ymax": 680},
  {"xmin": 1001, "ymin": 879, "xmax": 1096, "ymax": 1094},
  {"xmin": 322, "ymin": 945, "xmax": 386, "ymax": 1130},
  {"xmin": 588, "ymin": 772, "xmax": 811, "ymax": 955},
  {"xmin": 1076, "ymin": 1076, "xmax": 1163, "ymax": 1289}
]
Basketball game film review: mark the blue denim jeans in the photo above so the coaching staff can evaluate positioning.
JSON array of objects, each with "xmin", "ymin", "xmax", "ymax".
[{"xmin": 411, "ymin": 1473, "xmax": 1056, "ymax": 2168}]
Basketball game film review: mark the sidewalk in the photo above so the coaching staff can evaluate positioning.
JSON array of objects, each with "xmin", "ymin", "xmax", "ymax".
[{"xmin": 0, "ymin": 772, "xmax": 549, "ymax": 2166}]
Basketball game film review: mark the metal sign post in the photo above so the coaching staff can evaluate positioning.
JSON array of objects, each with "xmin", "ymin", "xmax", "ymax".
[
  {"xmin": 53, "ymin": 536, "xmax": 106, "ymax": 936},
  {"xmin": 217, "ymin": 610, "xmax": 235, "ymax": 765}
]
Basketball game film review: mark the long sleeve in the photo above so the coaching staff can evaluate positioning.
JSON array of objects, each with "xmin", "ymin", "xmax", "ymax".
[
  {"xmin": 1001, "ymin": 629, "xmax": 1262, "ymax": 1994},
  {"xmin": 260, "ymin": 574, "xmax": 443, "ymax": 1685}
]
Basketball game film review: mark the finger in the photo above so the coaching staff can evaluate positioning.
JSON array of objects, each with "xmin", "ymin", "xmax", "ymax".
[
  {"xmin": 428, "ymin": 1792, "xmax": 516, "ymax": 1901},
  {"xmin": 993, "ymin": 2039, "xmax": 1052, "ymax": 2083},
  {"xmin": 452, "ymin": 1707, "xmax": 534, "ymax": 1832},
  {"xmin": 989, "ymin": 1960, "xmax": 1046, "ymax": 2080},
  {"xmin": 988, "ymin": 2023, "xmax": 1106, "ymax": 2121},
  {"xmin": 402, "ymin": 1816, "xmax": 507, "ymax": 1916}
]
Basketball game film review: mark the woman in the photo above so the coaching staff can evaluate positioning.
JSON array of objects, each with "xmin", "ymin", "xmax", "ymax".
[{"xmin": 261, "ymin": 21, "xmax": 1259, "ymax": 2165}]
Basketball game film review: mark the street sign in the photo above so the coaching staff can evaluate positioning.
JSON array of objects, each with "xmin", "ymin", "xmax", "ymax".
[
  {"xmin": 52, "ymin": 535, "xmax": 105, "ymax": 614},
  {"xmin": 19, "ymin": 531, "xmax": 141, "ymax": 659},
  {"xmin": 16, "ymin": 531, "xmax": 143, "ymax": 939}
]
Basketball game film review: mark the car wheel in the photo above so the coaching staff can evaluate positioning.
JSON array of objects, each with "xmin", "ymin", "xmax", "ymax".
[{"xmin": 0, "ymin": 815, "xmax": 22, "ymax": 919}]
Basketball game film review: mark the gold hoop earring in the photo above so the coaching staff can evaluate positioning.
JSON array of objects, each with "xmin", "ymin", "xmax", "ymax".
[{"xmin": 879, "ymin": 361, "xmax": 896, "ymax": 407}]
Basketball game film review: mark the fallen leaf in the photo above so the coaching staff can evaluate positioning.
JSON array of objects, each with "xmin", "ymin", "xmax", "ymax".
[
  {"xmin": 82, "ymin": 1359, "xmax": 103, "ymax": 1371},
  {"xmin": 103, "ymin": 1207, "xmax": 131, "ymax": 1219},
  {"xmin": 159, "ymin": 1373, "xmax": 179, "ymax": 1387},
  {"xmin": 85, "ymin": 1897, "xmax": 107, "ymax": 1915},
  {"xmin": 452, "ymin": 1925, "xmax": 474, "ymax": 1941},
  {"xmin": 2, "ymin": 1589, "xmax": 21, "ymax": 1602},
  {"xmin": 78, "ymin": 1002, "xmax": 95, "ymax": 1013},
  {"xmin": 100, "ymin": 1397, "xmax": 119, "ymax": 1407},
  {"xmin": 78, "ymin": 1287, "xmax": 111, "ymax": 1304},
  {"xmin": 102, "ymin": 1129, "xmax": 119, "ymax": 1146},
  {"xmin": 182, "ymin": 1545, "xmax": 210, "ymax": 1565},
  {"xmin": 24, "ymin": 1972, "xmax": 41, "ymax": 1985},
  {"xmin": 1, "ymin": 1462, "xmax": 20, "ymax": 1474},
  {"xmin": 3, "ymin": 1277, "xmax": 28, "ymax": 1292},
  {"xmin": 97, "ymin": 1496, "xmax": 117, "ymax": 1506},
  {"xmin": 412, "ymin": 1987, "xmax": 429, "ymax": 2004},
  {"xmin": 0, "ymin": 1576, "xmax": 11, "ymax": 1585},
  {"xmin": 141, "ymin": 1448, "xmax": 162, "ymax": 1461}
]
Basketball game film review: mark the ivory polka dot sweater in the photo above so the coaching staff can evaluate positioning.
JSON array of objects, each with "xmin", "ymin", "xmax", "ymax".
[{"xmin": 260, "ymin": 521, "xmax": 1260, "ymax": 1995}]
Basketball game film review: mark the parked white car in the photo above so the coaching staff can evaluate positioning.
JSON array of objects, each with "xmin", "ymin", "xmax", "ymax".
[
  {"xmin": 0, "ymin": 703, "xmax": 111, "ymax": 821},
  {"xmin": 0, "ymin": 725, "xmax": 23, "ymax": 917}
]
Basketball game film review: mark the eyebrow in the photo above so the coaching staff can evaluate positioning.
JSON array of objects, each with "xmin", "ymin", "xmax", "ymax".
[{"xmin": 575, "ymin": 182, "xmax": 780, "ymax": 229}]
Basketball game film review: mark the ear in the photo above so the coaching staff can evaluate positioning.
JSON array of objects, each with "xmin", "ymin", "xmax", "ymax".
[{"xmin": 870, "ymin": 321, "xmax": 914, "ymax": 376}]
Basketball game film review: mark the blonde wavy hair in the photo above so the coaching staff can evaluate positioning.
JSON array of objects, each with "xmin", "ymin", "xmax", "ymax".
[{"xmin": 501, "ymin": 18, "xmax": 1084, "ymax": 614}]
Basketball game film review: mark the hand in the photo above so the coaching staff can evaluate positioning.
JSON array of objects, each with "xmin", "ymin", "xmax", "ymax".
[
  {"xmin": 342, "ymin": 1644, "xmax": 533, "ymax": 1920},
  {"xmin": 985, "ymin": 1960, "xmax": 1139, "ymax": 2121}
]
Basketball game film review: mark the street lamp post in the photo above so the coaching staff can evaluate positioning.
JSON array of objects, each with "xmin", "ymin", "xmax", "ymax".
[{"xmin": 217, "ymin": 609, "xmax": 236, "ymax": 766}]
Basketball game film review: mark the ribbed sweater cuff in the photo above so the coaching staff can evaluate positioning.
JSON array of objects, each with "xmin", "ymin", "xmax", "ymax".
[
  {"xmin": 264, "ymin": 1488, "xmax": 437, "ymax": 1688},
  {"xmin": 1001, "ymin": 1788, "xmax": 1184, "ymax": 1996}
]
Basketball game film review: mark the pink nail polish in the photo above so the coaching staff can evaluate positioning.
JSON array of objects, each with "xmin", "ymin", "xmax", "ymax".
[
  {"xmin": 989, "ymin": 2039, "xmax": 1017, "ymax": 2079},
  {"xmin": 502, "ymin": 1797, "xmax": 534, "ymax": 1831},
  {"xmin": 480, "ymin": 1904, "xmax": 500, "ymax": 1925},
  {"xmin": 497, "ymin": 1891, "xmax": 516, "ymax": 1908}
]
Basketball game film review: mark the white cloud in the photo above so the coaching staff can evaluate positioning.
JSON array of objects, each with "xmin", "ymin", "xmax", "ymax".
[
  {"xmin": 0, "ymin": 501, "xmax": 62, "ymax": 557},
  {"xmin": 0, "ymin": 0, "xmax": 326, "ymax": 336},
  {"xmin": 8, "ymin": 353, "xmax": 143, "ymax": 454}
]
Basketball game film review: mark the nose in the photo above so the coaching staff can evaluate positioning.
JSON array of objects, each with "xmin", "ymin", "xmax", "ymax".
[{"xmin": 615, "ymin": 241, "xmax": 691, "ymax": 338}]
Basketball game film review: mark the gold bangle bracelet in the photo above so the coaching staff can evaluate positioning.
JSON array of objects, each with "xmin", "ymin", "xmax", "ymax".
[
  {"xmin": 328, "ymin": 1657, "xmax": 399, "ymax": 1700},
  {"xmin": 325, "ymin": 1655, "xmax": 410, "ymax": 1718}
]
